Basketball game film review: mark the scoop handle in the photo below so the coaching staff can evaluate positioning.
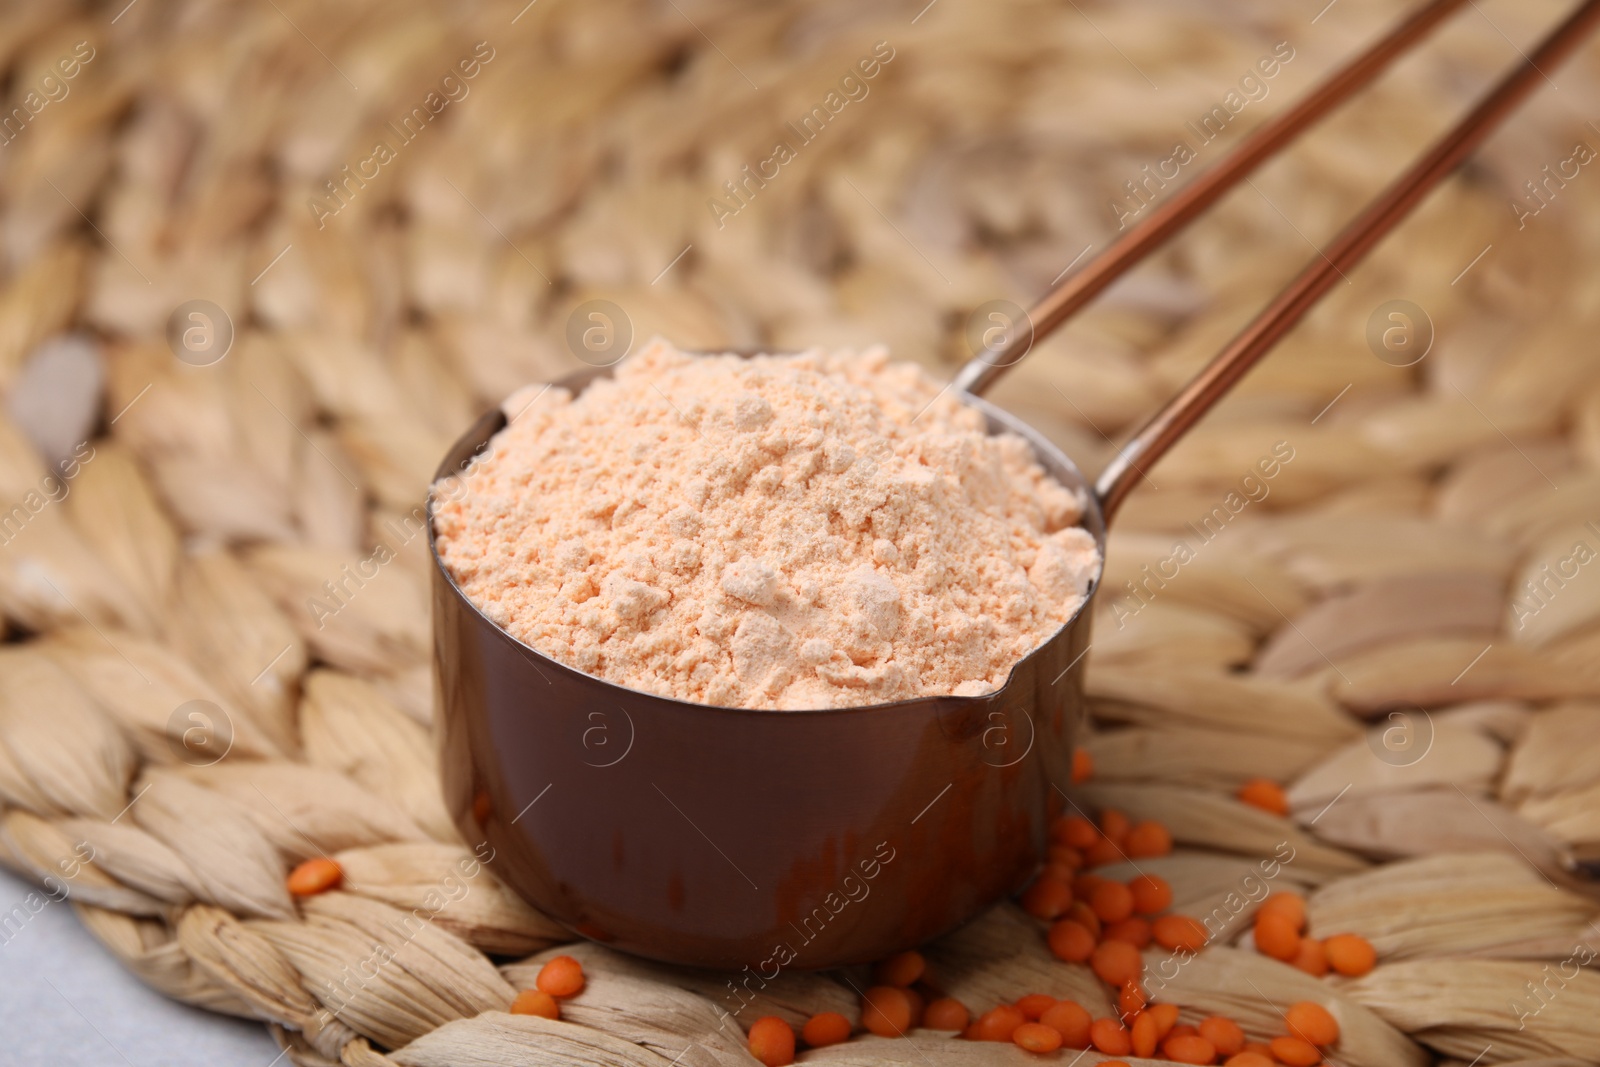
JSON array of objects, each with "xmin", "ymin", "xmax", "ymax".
[
  {"xmin": 950, "ymin": 0, "xmax": 1472, "ymax": 403},
  {"xmin": 1091, "ymin": 0, "xmax": 1600, "ymax": 521}
]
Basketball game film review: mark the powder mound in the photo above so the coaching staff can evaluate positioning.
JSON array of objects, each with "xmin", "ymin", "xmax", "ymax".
[{"xmin": 432, "ymin": 339, "xmax": 1100, "ymax": 710}]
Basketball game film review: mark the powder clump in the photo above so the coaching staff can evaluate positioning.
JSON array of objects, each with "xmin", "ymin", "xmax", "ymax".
[{"xmin": 432, "ymin": 339, "xmax": 1099, "ymax": 709}]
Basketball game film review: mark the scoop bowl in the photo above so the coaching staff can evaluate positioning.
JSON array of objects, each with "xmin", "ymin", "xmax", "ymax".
[{"xmin": 429, "ymin": 359, "xmax": 1105, "ymax": 971}]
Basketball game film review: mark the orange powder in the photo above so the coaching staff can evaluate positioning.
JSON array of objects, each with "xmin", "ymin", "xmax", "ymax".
[{"xmin": 432, "ymin": 340, "xmax": 1099, "ymax": 709}]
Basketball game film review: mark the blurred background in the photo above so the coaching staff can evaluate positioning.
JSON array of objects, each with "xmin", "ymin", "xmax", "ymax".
[
  {"xmin": 2, "ymin": 0, "xmax": 1600, "ymax": 1061},
  {"xmin": 0, "ymin": 0, "xmax": 1595, "ymax": 529}
]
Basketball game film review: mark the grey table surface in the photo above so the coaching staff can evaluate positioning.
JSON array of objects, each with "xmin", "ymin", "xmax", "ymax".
[{"xmin": 0, "ymin": 866, "xmax": 282, "ymax": 1067}]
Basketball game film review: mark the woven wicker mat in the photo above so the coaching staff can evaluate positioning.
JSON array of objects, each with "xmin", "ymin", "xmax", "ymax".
[{"xmin": 1, "ymin": 0, "xmax": 1599, "ymax": 1063}]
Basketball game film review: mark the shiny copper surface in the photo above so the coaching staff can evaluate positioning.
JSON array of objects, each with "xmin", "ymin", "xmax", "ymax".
[{"xmin": 431, "ymin": 389, "xmax": 1103, "ymax": 970}]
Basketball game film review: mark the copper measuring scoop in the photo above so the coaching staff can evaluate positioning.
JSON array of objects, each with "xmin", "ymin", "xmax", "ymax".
[{"xmin": 430, "ymin": 0, "xmax": 1600, "ymax": 970}]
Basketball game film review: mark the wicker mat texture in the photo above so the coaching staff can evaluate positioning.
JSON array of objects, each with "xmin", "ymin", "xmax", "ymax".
[{"xmin": 0, "ymin": 0, "xmax": 1598, "ymax": 1064}]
